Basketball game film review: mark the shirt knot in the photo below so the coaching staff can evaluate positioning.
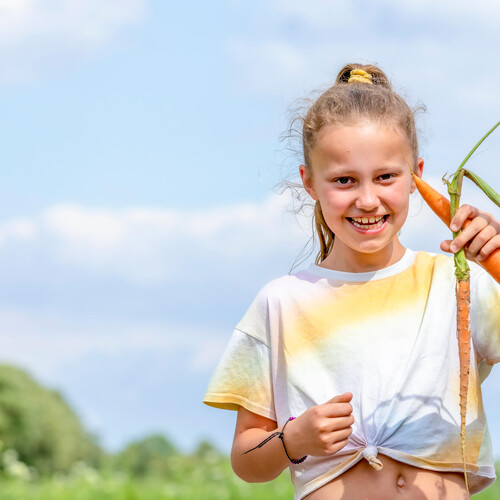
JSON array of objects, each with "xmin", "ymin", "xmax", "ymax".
[{"xmin": 362, "ymin": 445, "xmax": 383, "ymax": 471}]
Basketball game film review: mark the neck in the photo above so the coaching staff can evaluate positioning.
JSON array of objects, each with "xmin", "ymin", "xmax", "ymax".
[{"xmin": 319, "ymin": 240, "xmax": 406, "ymax": 273}]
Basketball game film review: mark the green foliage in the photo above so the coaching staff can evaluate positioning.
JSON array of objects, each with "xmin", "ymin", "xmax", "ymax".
[
  {"xmin": 0, "ymin": 457, "xmax": 496, "ymax": 499},
  {"xmin": 114, "ymin": 434, "xmax": 179, "ymax": 478},
  {"xmin": 0, "ymin": 364, "xmax": 101, "ymax": 475},
  {"xmin": 0, "ymin": 462, "xmax": 295, "ymax": 499}
]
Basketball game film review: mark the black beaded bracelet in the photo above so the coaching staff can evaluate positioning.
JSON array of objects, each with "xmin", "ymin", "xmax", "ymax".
[
  {"xmin": 242, "ymin": 416, "xmax": 308, "ymax": 465},
  {"xmin": 279, "ymin": 417, "xmax": 307, "ymax": 464}
]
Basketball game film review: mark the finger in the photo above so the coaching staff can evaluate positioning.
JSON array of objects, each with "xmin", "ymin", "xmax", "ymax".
[
  {"xmin": 324, "ymin": 415, "xmax": 355, "ymax": 432},
  {"xmin": 449, "ymin": 216, "xmax": 490, "ymax": 253},
  {"xmin": 330, "ymin": 426, "xmax": 353, "ymax": 442},
  {"xmin": 440, "ymin": 240, "xmax": 453, "ymax": 253},
  {"xmin": 465, "ymin": 225, "xmax": 499, "ymax": 258},
  {"xmin": 475, "ymin": 235, "xmax": 500, "ymax": 262},
  {"xmin": 325, "ymin": 392, "xmax": 353, "ymax": 405},
  {"xmin": 324, "ymin": 428, "xmax": 354, "ymax": 454},
  {"xmin": 449, "ymin": 204, "xmax": 480, "ymax": 232},
  {"xmin": 327, "ymin": 437, "xmax": 350, "ymax": 455},
  {"xmin": 324, "ymin": 402, "xmax": 353, "ymax": 418}
]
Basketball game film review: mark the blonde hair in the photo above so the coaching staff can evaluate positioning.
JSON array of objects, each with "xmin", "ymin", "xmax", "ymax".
[{"xmin": 299, "ymin": 63, "xmax": 422, "ymax": 264}]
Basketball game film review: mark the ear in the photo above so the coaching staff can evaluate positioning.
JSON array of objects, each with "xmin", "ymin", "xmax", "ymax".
[
  {"xmin": 299, "ymin": 164, "xmax": 318, "ymax": 200},
  {"xmin": 410, "ymin": 158, "xmax": 424, "ymax": 193}
]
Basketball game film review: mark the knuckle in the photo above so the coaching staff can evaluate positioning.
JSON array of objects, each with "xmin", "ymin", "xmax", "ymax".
[{"xmin": 311, "ymin": 406, "xmax": 322, "ymax": 418}]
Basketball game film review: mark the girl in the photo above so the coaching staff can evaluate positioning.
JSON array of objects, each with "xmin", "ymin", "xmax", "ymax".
[{"xmin": 203, "ymin": 63, "xmax": 500, "ymax": 499}]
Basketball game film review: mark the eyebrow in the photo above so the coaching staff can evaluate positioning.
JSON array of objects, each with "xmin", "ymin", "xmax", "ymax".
[{"xmin": 328, "ymin": 165, "xmax": 405, "ymax": 175}]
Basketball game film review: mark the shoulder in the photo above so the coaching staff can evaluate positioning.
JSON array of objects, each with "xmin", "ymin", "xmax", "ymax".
[
  {"xmin": 413, "ymin": 250, "xmax": 500, "ymax": 299},
  {"xmin": 412, "ymin": 249, "xmax": 452, "ymax": 267},
  {"xmin": 414, "ymin": 250, "xmax": 497, "ymax": 285},
  {"xmin": 236, "ymin": 268, "xmax": 321, "ymax": 342},
  {"xmin": 411, "ymin": 250, "xmax": 454, "ymax": 278},
  {"xmin": 252, "ymin": 267, "xmax": 320, "ymax": 304}
]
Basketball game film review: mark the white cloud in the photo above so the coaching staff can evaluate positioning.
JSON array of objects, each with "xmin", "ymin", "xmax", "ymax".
[
  {"xmin": 0, "ymin": 193, "xmax": 309, "ymax": 284},
  {"xmin": 0, "ymin": 0, "xmax": 146, "ymax": 84}
]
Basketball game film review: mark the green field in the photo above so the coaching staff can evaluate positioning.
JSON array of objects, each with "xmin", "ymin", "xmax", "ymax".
[{"xmin": 0, "ymin": 456, "xmax": 498, "ymax": 500}]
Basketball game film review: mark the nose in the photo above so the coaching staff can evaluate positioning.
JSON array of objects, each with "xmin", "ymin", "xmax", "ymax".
[{"xmin": 355, "ymin": 183, "xmax": 380, "ymax": 211}]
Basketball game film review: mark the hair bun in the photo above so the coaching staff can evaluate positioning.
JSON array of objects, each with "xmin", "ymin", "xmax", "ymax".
[
  {"xmin": 347, "ymin": 69, "xmax": 373, "ymax": 85},
  {"xmin": 336, "ymin": 63, "xmax": 392, "ymax": 90}
]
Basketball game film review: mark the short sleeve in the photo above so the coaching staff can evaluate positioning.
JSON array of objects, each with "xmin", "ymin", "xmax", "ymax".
[
  {"xmin": 203, "ymin": 329, "xmax": 275, "ymax": 420},
  {"xmin": 470, "ymin": 264, "xmax": 500, "ymax": 365}
]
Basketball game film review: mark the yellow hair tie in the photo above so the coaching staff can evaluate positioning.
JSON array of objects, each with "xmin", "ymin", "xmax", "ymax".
[{"xmin": 348, "ymin": 69, "xmax": 373, "ymax": 84}]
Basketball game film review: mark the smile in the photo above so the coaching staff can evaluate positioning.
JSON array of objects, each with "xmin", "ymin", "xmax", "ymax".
[{"xmin": 347, "ymin": 215, "xmax": 389, "ymax": 230}]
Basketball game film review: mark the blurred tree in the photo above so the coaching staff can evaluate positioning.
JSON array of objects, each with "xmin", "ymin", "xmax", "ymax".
[
  {"xmin": 115, "ymin": 433, "xmax": 178, "ymax": 477},
  {"xmin": 0, "ymin": 364, "xmax": 101, "ymax": 475},
  {"xmin": 193, "ymin": 439, "xmax": 222, "ymax": 460}
]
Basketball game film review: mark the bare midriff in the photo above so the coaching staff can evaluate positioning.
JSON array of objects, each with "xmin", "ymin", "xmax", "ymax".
[{"xmin": 304, "ymin": 455, "xmax": 469, "ymax": 500}]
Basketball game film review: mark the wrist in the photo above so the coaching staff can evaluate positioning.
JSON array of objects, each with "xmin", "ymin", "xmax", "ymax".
[{"xmin": 280, "ymin": 417, "xmax": 307, "ymax": 464}]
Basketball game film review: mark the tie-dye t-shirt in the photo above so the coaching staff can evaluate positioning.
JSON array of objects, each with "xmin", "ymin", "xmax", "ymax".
[{"xmin": 203, "ymin": 250, "xmax": 500, "ymax": 499}]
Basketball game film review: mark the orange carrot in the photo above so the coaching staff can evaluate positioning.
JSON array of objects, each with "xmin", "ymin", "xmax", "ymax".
[
  {"xmin": 413, "ymin": 174, "xmax": 500, "ymax": 284},
  {"xmin": 412, "ymin": 174, "xmax": 475, "ymax": 494},
  {"xmin": 456, "ymin": 278, "xmax": 471, "ymax": 495},
  {"xmin": 412, "ymin": 122, "xmax": 500, "ymax": 496}
]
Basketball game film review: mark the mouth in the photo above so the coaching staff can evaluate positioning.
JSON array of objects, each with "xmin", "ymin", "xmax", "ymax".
[{"xmin": 346, "ymin": 215, "xmax": 389, "ymax": 231}]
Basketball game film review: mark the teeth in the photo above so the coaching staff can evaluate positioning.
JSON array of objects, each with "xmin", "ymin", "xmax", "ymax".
[
  {"xmin": 351, "ymin": 216, "xmax": 384, "ymax": 224},
  {"xmin": 349, "ymin": 216, "xmax": 386, "ymax": 230}
]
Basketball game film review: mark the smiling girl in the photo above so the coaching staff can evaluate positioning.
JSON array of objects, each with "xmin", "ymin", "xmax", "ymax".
[{"xmin": 203, "ymin": 63, "xmax": 500, "ymax": 499}]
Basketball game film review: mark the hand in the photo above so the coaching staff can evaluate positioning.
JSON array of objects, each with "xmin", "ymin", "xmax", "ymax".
[
  {"xmin": 283, "ymin": 392, "xmax": 354, "ymax": 459},
  {"xmin": 440, "ymin": 204, "xmax": 500, "ymax": 262}
]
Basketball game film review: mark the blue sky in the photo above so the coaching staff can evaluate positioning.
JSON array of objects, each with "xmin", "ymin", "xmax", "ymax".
[{"xmin": 0, "ymin": 0, "xmax": 499, "ymax": 457}]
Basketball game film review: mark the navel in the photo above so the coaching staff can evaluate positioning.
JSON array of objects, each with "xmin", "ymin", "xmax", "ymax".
[{"xmin": 396, "ymin": 474, "xmax": 406, "ymax": 491}]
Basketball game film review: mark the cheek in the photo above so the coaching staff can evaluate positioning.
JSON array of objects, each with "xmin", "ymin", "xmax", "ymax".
[
  {"xmin": 389, "ymin": 183, "xmax": 412, "ymax": 206},
  {"xmin": 391, "ymin": 191, "xmax": 411, "ymax": 215},
  {"xmin": 322, "ymin": 192, "xmax": 351, "ymax": 214}
]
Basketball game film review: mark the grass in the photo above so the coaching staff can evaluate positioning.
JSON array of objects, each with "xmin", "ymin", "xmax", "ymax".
[
  {"xmin": 0, "ymin": 474, "xmax": 498, "ymax": 500},
  {"xmin": 0, "ymin": 455, "xmax": 498, "ymax": 499}
]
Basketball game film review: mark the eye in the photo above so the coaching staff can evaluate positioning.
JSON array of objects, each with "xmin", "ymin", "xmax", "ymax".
[
  {"xmin": 378, "ymin": 173, "xmax": 394, "ymax": 181},
  {"xmin": 334, "ymin": 177, "xmax": 353, "ymax": 185}
]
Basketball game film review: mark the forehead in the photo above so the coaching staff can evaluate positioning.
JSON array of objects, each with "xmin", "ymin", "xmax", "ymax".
[{"xmin": 310, "ymin": 122, "xmax": 412, "ymax": 167}]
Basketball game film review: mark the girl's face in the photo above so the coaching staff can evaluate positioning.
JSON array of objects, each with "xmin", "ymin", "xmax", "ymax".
[{"xmin": 300, "ymin": 121, "xmax": 424, "ymax": 272}]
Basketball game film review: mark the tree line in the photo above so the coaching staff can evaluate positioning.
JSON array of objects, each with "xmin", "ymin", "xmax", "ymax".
[{"xmin": 0, "ymin": 364, "xmax": 219, "ymax": 478}]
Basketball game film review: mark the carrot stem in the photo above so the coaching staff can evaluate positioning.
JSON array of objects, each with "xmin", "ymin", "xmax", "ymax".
[
  {"xmin": 455, "ymin": 121, "xmax": 500, "ymax": 172},
  {"xmin": 447, "ymin": 170, "xmax": 470, "ymax": 281},
  {"xmin": 463, "ymin": 169, "xmax": 500, "ymax": 209}
]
